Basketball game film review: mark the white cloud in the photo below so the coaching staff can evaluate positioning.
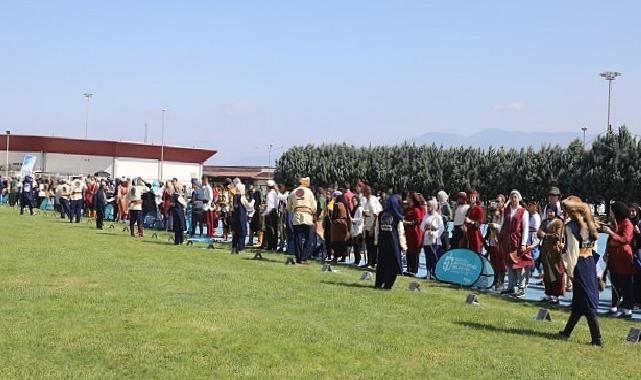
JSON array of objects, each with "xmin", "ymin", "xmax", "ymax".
[{"xmin": 493, "ymin": 101, "xmax": 524, "ymax": 111}]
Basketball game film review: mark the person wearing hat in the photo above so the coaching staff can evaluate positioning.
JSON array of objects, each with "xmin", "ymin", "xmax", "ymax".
[
  {"xmin": 543, "ymin": 187, "xmax": 562, "ymax": 218},
  {"xmin": 230, "ymin": 182, "xmax": 254, "ymax": 254},
  {"xmin": 69, "ymin": 176, "xmax": 86, "ymax": 223},
  {"xmin": 286, "ymin": 177, "xmax": 317, "ymax": 263},
  {"xmin": 499, "ymin": 190, "xmax": 531, "ymax": 298},
  {"xmin": 559, "ymin": 196, "xmax": 603, "ymax": 346},
  {"xmin": 451, "ymin": 192, "xmax": 470, "ymax": 249},
  {"xmin": 537, "ymin": 203, "xmax": 566, "ymax": 303},
  {"xmin": 262, "ymin": 180, "xmax": 280, "ymax": 250}
]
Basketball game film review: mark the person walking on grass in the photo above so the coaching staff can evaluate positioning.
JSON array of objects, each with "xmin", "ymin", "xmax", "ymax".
[
  {"xmin": 558, "ymin": 196, "xmax": 603, "ymax": 347},
  {"xmin": 374, "ymin": 194, "xmax": 407, "ymax": 290}
]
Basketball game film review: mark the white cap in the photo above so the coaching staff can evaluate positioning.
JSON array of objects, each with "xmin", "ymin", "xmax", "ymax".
[{"xmin": 267, "ymin": 179, "xmax": 276, "ymax": 187}]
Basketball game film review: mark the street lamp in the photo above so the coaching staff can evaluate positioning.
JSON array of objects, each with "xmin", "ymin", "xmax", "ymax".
[
  {"xmin": 159, "ymin": 109, "xmax": 166, "ymax": 180},
  {"xmin": 581, "ymin": 127, "xmax": 587, "ymax": 147},
  {"xmin": 83, "ymin": 92, "xmax": 94, "ymax": 139},
  {"xmin": 5, "ymin": 130, "xmax": 9, "ymax": 178},
  {"xmin": 599, "ymin": 71, "xmax": 621, "ymax": 133}
]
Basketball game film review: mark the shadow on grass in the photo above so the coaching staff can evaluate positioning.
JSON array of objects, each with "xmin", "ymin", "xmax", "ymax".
[
  {"xmin": 241, "ymin": 256, "xmax": 286, "ymax": 264},
  {"xmin": 456, "ymin": 321, "xmax": 564, "ymax": 340},
  {"xmin": 320, "ymin": 280, "xmax": 375, "ymax": 289}
]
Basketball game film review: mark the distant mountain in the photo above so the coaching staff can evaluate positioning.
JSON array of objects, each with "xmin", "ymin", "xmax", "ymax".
[{"xmin": 412, "ymin": 128, "xmax": 592, "ymax": 149}]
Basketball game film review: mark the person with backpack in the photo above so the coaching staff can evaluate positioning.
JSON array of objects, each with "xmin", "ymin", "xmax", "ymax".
[{"xmin": 19, "ymin": 175, "xmax": 35, "ymax": 215}]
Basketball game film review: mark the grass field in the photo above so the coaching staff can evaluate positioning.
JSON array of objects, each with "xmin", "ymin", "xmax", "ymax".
[{"xmin": 1, "ymin": 207, "xmax": 640, "ymax": 379}]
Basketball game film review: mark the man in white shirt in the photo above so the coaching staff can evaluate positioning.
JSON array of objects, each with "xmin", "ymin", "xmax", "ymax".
[{"xmin": 262, "ymin": 180, "xmax": 280, "ymax": 251}]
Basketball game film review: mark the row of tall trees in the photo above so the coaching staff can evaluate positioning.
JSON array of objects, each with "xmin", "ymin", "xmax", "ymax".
[{"xmin": 274, "ymin": 127, "xmax": 641, "ymax": 203}]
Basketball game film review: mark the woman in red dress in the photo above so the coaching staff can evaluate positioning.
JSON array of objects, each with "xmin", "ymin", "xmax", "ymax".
[
  {"xmin": 465, "ymin": 191, "xmax": 485, "ymax": 254},
  {"xmin": 403, "ymin": 192, "xmax": 423, "ymax": 276}
]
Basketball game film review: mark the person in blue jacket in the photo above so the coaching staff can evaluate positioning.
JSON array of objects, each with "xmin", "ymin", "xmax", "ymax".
[
  {"xmin": 19, "ymin": 176, "xmax": 35, "ymax": 215},
  {"xmin": 375, "ymin": 194, "xmax": 408, "ymax": 289}
]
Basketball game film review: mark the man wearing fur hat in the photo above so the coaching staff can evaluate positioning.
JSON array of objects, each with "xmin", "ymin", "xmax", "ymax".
[
  {"xmin": 262, "ymin": 179, "xmax": 280, "ymax": 251},
  {"xmin": 558, "ymin": 196, "xmax": 603, "ymax": 346},
  {"xmin": 287, "ymin": 177, "xmax": 317, "ymax": 264}
]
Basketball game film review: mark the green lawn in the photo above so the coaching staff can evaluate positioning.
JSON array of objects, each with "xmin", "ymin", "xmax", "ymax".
[{"xmin": 0, "ymin": 207, "xmax": 640, "ymax": 379}]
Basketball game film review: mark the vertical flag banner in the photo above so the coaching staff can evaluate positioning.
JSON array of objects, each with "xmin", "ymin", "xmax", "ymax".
[{"xmin": 20, "ymin": 154, "xmax": 37, "ymax": 178}]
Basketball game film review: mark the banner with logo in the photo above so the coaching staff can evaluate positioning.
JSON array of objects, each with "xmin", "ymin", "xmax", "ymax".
[
  {"xmin": 20, "ymin": 154, "xmax": 37, "ymax": 178},
  {"xmin": 435, "ymin": 248, "xmax": 494, "ymax": 288}
]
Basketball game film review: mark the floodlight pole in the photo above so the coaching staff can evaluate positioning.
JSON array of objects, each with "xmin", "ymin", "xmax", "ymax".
[
  {"xmin": 581, "ymin": 127, "xmax": 587, "ymax": 147},
  {"xmin": 5, "ymin": 131, "xmax": 9, "ymax": 178},
  {"xmin": 159, "ymin": 109, "xmax": 166, "ymax": 180},
  {"xmin": 599, "ymin": 71, "xmax": 621, "ymax": 133},
  {"xmin": 83, "ymin": 92, "xmax": 93, "ymax": 139}
]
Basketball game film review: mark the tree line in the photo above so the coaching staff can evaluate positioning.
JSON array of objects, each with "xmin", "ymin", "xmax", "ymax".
[{"xmin": 274, "ymin": 126, "xmax": 641, "ymax": 203}]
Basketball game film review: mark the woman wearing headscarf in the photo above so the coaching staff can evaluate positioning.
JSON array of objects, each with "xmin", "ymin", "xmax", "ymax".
[
  {"xmin": 537, "ymin": 204, "xmax": 566, "ymax": 303},
  {"xmin": 499, "ymin": 190, "xmax": 531, "ymax": 298},
  {"xmin": 451, "ymin": 192, "xmax": 469, "ymax": 249},
  {"xmin": 350, "ymin": 195, "xmax": 364, "ymax": 266},
  {"xmin": 559, "ymin": 196, "xmax": 603, "ymax": 346},
  {"xmin": 629, "ymin": 203, "xmax": 641, "ymax": 308},
  {"xmin": 464, "ymin": 191, "xmax": 484, "ymax": 254},
  {"xmin": 403, "ymin": 192, "xmax": 423, "ymax": 276},
  {"xmin": 331, "ymin": 192, "xmax": 351, "ymax": 263},
  {"xmin": 602, "ymin": 201, "xmax": 635, "ymax": 318},
  {"xmin": 362, "ymin": 185, "xmax": 382, "ymax": 268},
  {"xmin": 420, "ymin": 199, "xmax": 444, "ymax": 280},
  {"xmin": 374, "ymin": 194, "xmax": 407, "ymax": 289},
  {"xmin": 437, "ymin": 191, "xmax": 452, "ymax": 251}
]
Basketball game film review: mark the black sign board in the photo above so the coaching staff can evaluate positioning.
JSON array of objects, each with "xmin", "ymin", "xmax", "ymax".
[
  {"xmin": 408, "ymin": 282, "xmax": 421, "ymax": 292},
  {"xmin": 535, "ymin": 308, "xmax": 552, "ymax": 321},
  {"xmin": 627, "ymin": 328, "xmax": 641, "ymax": 343},
  {"xmin": 466, "ymin": 293, "xmax": 479, "ymax": 305}
]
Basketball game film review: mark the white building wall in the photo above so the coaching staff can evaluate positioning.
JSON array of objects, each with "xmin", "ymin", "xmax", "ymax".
[{"xmin": 2, "ymin": 150, "xmax": 202, "ymax": 182}]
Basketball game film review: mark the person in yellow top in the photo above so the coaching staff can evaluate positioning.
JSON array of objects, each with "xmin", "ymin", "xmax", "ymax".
[{"xmin": 287, "ymin": 177, "xmax": 317, "ymax": 264}]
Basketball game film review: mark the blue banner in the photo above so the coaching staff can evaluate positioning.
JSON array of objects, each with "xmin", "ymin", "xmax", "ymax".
[
  {"xmin": 435, "ymin": 248, "xmax": 483, "ymax": 287},
  {"xmin": 20, "ymin": 154, "xmax": 37, "ymax": 178}
]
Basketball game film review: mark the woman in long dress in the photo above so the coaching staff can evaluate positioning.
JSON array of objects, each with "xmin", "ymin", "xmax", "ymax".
[
  {"xmin": 375, "ymin": 195, "xmax": 407, "ymax": 289},
  {"xmin": 117, "ymin": 178, "xmax": 130, "ymax": 222},
  {"xmin": 420, "ymin": 199, "xmax": 444, "ymax": 280},
  {"xmin": 537, "ymin": 204, "xmax": 565, "ymax": 304},
  {"xmin": 331, "ymin": 193, "xmax": 351, "ymax": 262},
  {"xmin": 403, "ymin": 192, "xmax": 423, "ymax": 276}
]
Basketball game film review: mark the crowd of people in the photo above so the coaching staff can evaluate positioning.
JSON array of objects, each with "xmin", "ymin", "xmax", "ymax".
[{"xmin": 3, "ymin": 173, "xmax": 641, "ymax": 347}]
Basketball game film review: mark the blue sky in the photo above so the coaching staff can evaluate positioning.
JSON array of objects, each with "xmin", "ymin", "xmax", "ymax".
[{"xmin": 1, "ymin": 1, "xmax": 639, "ymax": 164}]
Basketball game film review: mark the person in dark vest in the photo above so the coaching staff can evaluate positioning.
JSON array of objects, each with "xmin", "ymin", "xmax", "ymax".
[
  {"xmin": 171, "ymin": 182, "xmax": 187, "ymax": 245},
  {"xmin": 93, "ymin": 183, "xmax": 107, "ymax": 230},
  {"xmin": 19, "ymin": 176, "xmax": 35, "ymax": 215},
  {"xmin": 231, "ymin": 183, "xmax": 254, "ymax": 254},
  {"xmin": 558, "ymin": 196, "xmax": 603, "ymax": 347},
  {"xmin": 190, "ymin": 179, "xmax": 206, "ymax": 237},
  {"xmin": 374, "ymin": 194, "xmax": 407, "ymax": 289}
]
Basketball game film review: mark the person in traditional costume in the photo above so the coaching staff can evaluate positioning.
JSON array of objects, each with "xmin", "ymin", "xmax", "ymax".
[
  {"xmin": 162, "ymin": 181, "xmax": 174, "ymax": 232},
  {"xmin": 537, "ymin": 204, "xmax": 566, "ymax": 303},
  {"xmin": 286, "ymin": 177, "xmax": 316, "ymax": 263},
  {"xmin": 542, "ymin": 186, "xmax": 563, "ymax": 218},
  {"xmin": 69, "ymin": 176, "xmax": 86, "ymax": 223},
  {"xmin": 350, "ymin": 195, "xmax": 364, "ymax": 266},
  {"xmin": 84, "ymin": 177, "xmax": 97, "ymax": 218},
  {"xmin": 558, "ymin": 196, "xmax": 603, "ymax": 347},
  {"xmin": 403, "ymin": 192, "xmax": 423, "ymax": 276},
  {"xmin": 262, "ymin": 180, "xmax": 280, "ymax": 251},
  {"xmin": 19, "ymin": 176, "xmax": 35, "ymax": 215},
  {"xmin": 93, "ymin": 183, "xmax": 106, "ymax": 230},
  {"xmin": 500, "ymin": 190, "xmax": 531, "ymax": 298},
  {"xmin": 171, "ymin": 182, "xmax": 187, "ymax": 245},
  {"xmin": 231, "ymin": 183, "xmax": 254, "ymax": 254},
  {"xmin": 437, "ymin": 191, "xmax": 452, "ymax": 251},
  {"xmin": 127, "ymin": 177, "xmax": 148, "ymax": 238},
  {"xmin": 602, "ymin": 201, "xmax": 635, "ymax": 318},
  {"xmin": 362, "ymin": 185, "xmax": 382, "ymax": 268},
  {"xmin": 117, "ymin": 178, "xmax": 129, "ymax": 222},
  {"xmin": 451, "ymin": 192, "xmax": 469, "ymax": 249},
  {"xmin": 527, "ymin": 201, "xmax": 542, "ymax": 280},
  {"xmin": 202, "ymin": 176, "xmax": 214, "ymax": 238},
  {"xmin": 464, "ymin": 191, "xmax": 484, "ymax": 254},
  {"xmin": 374, "ymin": 194, "xmax": 407, "ymax": 289},
  {"xmin": 421, "ymin": 199, "xmax": 444, "ymax": 280},
  {"xmin": 629, "ymin": 204, "xmax": 641, "ymax": 308},
  {"xmin": 330, "ymin": 192, "xmax": 351, "ymax": 263},
  {"xmin": 247, "ymin": 186, "xmax": 263, "ymax": 247},
  {"xmin": 484, "ymin": 202, "xmax": 504, "ymax": 290}
]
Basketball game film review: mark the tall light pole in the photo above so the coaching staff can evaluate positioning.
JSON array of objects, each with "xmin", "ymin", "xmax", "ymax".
[
  {"xmin": 581, "ymin": 127, "xmax": 587, "ymax": 147},
  {"xmin": 5, "ymin": 131, "xmax": 9, "ymax": 178},
  {"xmin": 144, "ymin": 122, "xmax": 148, "ymax": 143},
  {"xmin": 159, "ymin": 109, "xmax": 166, "ymax": 180},
  {"xmin": 83, "ymin": 92, "xmax": 94, "ymax": 139},
  {"xmin": 267, "ymin": 144, "xmax": 283, "ymax": 167},
  {"xmin": 599, "ymin": 71, "xmax": 621, "ymax": 133}
]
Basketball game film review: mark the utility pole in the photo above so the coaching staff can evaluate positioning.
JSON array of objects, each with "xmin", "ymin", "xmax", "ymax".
[
  {"xmin": 83, "ymin": 92, "xmax": 93, "ymax": 139},
  {"xmin": 581, "ymin": 127, "xmax": 587, "ymax": 147},
  {"xmin": 599, "ymin": 71, "xmax": 621, "ymax": 133},
  {"xmin": 159, "ymin": 109, "xmax": 166, "ymax": 180}
]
